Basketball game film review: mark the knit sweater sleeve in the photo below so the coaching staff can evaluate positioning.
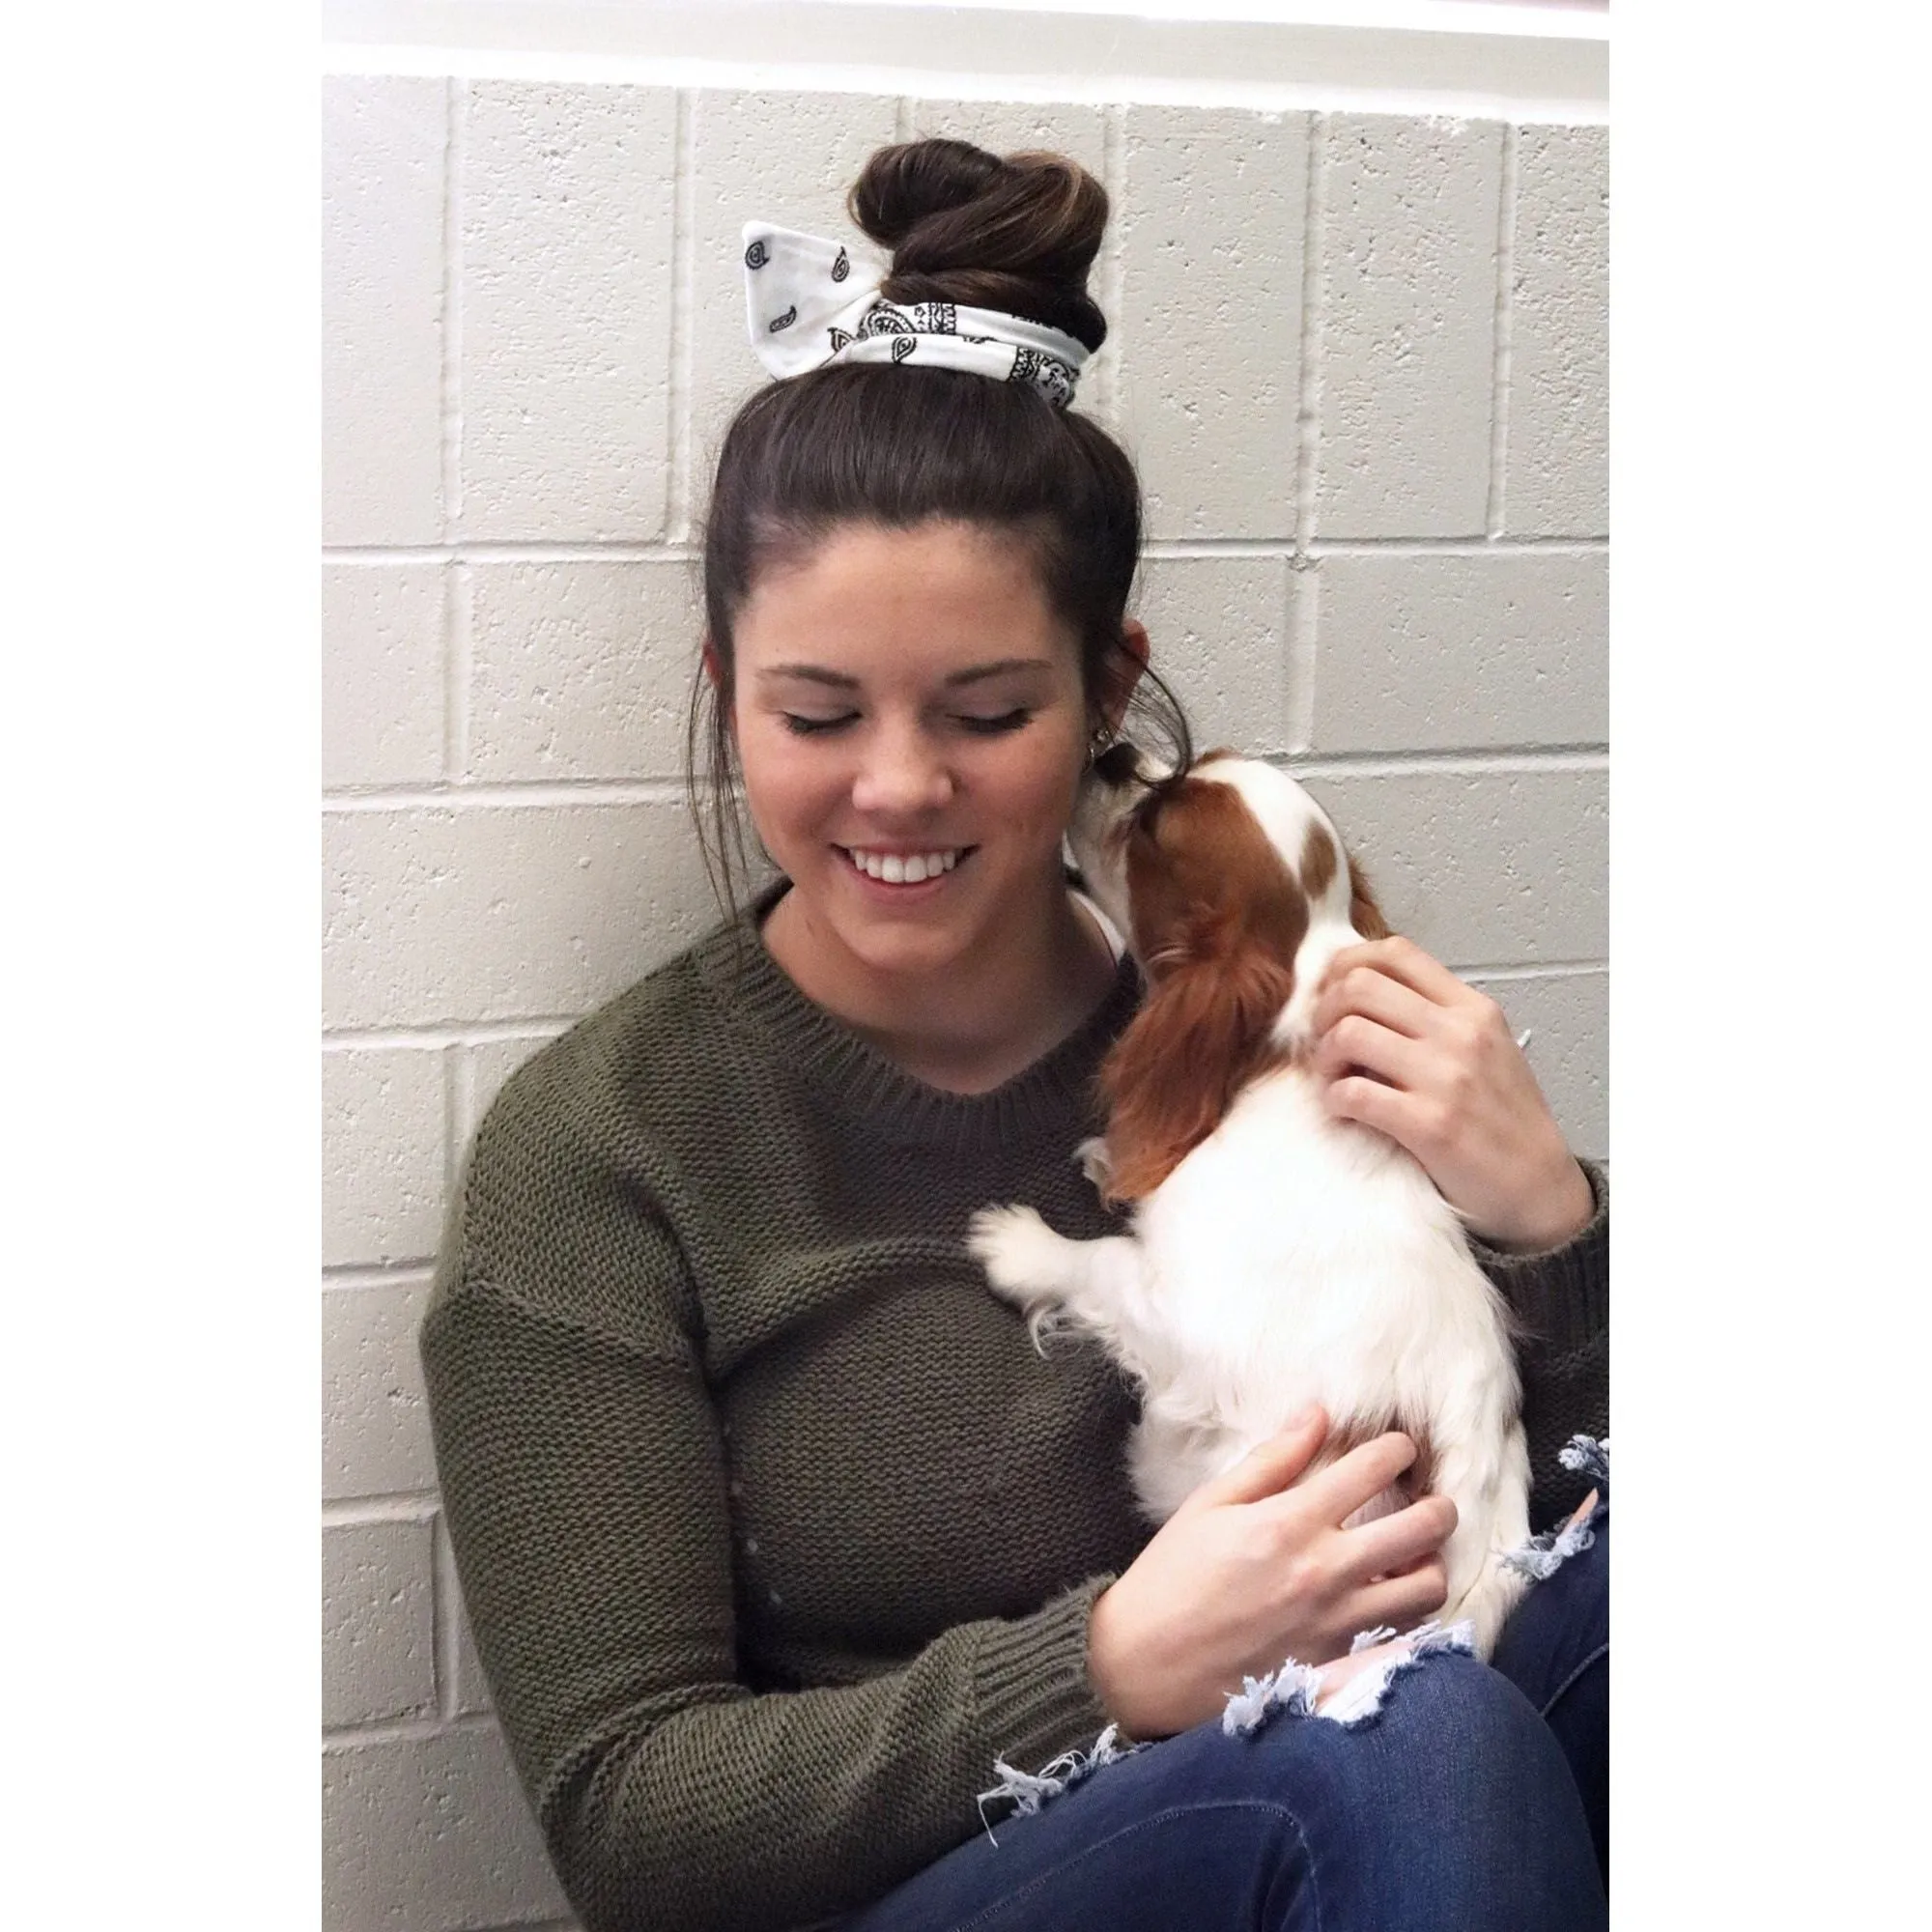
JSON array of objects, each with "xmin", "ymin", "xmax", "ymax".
[
  {"xmin": 421, "ymin": 1090, "xmax": 1117, "ymax": 1932},
  {"xmin": 1467, "ymin": 1157, "xmax": 1610, "ymax": 1527}
]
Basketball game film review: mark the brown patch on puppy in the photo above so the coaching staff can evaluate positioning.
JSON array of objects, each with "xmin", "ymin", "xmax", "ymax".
[
  {"xmin": 1347, "ymin": 854, "xmax": 1391, "ymax": 942},
  {"xmin": 1100, "ymin": 776, "xmax": 1309, "ymax": 1201},
  {"xmin": 1301, "ymin": 821, "xmax": 1338, "ymax": 900}
]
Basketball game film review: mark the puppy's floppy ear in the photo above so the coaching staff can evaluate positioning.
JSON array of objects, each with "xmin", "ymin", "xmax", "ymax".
[
  {"xmin": 1097, "ymin": 776, "xmax": 1311, "ymax": 1202},
  {"xmin": 1347, "ymin": 854, "xmax": 1391, "ymax": 942},
  {"xmin": 1099, "ymin": 949, "xmax": 1297, "ymax": 1202}
]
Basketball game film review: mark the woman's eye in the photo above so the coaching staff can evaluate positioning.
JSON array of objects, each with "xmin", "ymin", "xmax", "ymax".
[
  {"xmin": 955, "ymin": 709, "xmax": 1033, "ymax": 735},
  {"xmin": 781, "ymin": 713, "xmax": 858, "ymax": 736}
]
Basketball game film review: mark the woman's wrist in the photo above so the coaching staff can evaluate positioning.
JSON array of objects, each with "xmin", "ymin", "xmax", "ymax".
[{"xmin": 1473, "ymin": 1154, "xmax": 1593, "ymax": 1255}]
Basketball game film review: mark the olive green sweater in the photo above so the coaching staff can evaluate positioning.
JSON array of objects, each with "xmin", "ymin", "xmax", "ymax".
[{"xmin": 422, "ymin": 901, "xmax": 1609, "ymax": 1932}]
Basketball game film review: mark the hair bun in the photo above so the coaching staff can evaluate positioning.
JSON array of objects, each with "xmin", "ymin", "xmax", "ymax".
[{"xmin": 848, "ymin": 138, "xmax": 1109, "ymax": 353}]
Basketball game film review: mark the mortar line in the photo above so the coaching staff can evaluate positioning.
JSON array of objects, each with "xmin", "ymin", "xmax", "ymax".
[
  {"xmin": 667, "ymin": 89, "xmax": 696, "ymax": 543},
  {"xmin": 446, "ymin": 561, "xmax": 472, "ymax": 779},
  {"xmin": 440, "ymin": 76, "xmax": 466, "ymax": 540},
  {"xmin": 323, "ymin": 1494, "xmax": 441, "ymax": 1528},
  {"xmin": 1096, "ymin": 99, "xmax": 1124, "ymax": 435},
  {"xmin": 1276, "ymin": 746, "xmax": 1607, "ymax": 777},
  {"xmin": 323, "ymin": 1018, "xmax": 578, "ymax": 1052},
  {"xmin": 1486, "ymin": 120, "xmax": 1519, "ymax": 540},
  {"xmin": 442, "ymin": 1040, "xmax": 465, "ymax": 1213},
  {"xmin": 321, "ymin": 1260, "xmax": 439, "ymax": 1290},
  {"xmin": 326, "ymin": 542, "xmax": 703, "ymax": 562},
  {"xmin": 1293, "ymin": 109, "xmax": 1325, "ymax": 556},
  {"xmin": 323, "ymin": 1710, "xmax": 498, "ymax": 1751},
  {"xmin": 1456, "ymin": 959, "xmax": 1607, "ymax": 981},
  {"xmin": 432, "ymin": 1509, "xmax": 463, "ymax": 1723},
  {"xmin": 1285, "ymin": 554, "xmax": 1319, "ymax": 755},
  {"xmin": 895, "ymin": 93, "xmax": 912, "ymax": 141},
  {"xmin": 325, "ymin": 535, "xmax": 1605, "ymax": 562},
  {"xmin": 323, "ymin": 777, "xmax": 691, "ymax": 810}
]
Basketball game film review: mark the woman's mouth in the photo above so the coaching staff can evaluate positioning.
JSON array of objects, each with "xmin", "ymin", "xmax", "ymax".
[{"xmin": 838, "ymin": 845, "xmax": 973, "ymax": 886}]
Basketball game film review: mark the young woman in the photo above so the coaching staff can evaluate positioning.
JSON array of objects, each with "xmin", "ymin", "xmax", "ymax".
[{"xmin": 422, "ymin": 138, "xmax": 1609, "ymax": 1932}]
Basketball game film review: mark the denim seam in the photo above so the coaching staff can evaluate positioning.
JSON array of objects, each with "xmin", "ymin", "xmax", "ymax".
[
  {"xmin": 1535, "ymin": 1641, "xmax": 1607, "ymax": 1725},
  {"xmin": 949, "ymin": 1799, "xmax": 1319, "ymax": 1932}
]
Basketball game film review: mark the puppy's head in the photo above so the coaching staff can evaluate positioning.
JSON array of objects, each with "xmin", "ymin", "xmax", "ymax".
[{"xmin": 1087, "ymin": 749, "xmax": 1391, "ymax": 1201}]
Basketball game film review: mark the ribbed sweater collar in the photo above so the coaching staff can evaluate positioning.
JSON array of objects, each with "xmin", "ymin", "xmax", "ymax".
[{"xmin": 691, "ymin": 882, "xmax": 1143, "ymax": 1152}]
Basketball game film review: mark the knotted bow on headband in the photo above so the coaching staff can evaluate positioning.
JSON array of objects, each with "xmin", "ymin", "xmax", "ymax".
[{"xmin": 741, "ymin": 222, "xmax": 1090, "ymax": 409}]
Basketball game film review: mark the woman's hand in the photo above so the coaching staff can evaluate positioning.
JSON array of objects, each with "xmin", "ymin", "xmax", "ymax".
[
  {"xmin": 1309, "ymin": 936, "xmax": 1592, "ymax": 1252},
  {"xmin": 1086, "ymin": 1408, "xmax": 1456, "ymax": 1740}
]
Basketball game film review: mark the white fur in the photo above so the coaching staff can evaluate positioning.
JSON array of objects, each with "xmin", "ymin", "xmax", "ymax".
[{"xmin": 971, "ymin": 754, "xmax": 1531, "ymax": 1657}]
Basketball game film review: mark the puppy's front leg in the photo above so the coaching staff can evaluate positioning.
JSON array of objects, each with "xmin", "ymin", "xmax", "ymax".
[{"xmin": 966, "ymin": 1206, "xmax": 1143, "ymax": 1350}]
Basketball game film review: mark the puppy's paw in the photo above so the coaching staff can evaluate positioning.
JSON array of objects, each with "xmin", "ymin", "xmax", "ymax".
[
  {"xmin": 966, "ymin": 1204, "xmax": 1065, "ymax": 1309},
  {"xmin": 1073, "ymin": 1136, "xmax": 1114, "ymax": 1190}
]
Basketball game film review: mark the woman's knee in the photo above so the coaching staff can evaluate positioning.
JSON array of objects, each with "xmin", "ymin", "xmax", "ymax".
[{"xmin": 1238, "ymin": 1649, "xmax": 1606, "ymax": 1928}]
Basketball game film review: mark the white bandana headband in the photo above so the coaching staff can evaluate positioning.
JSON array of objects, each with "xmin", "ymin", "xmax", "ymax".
[{"xmin": 742, "ymin": 222, "xmax": 1091, "ymax": 410}]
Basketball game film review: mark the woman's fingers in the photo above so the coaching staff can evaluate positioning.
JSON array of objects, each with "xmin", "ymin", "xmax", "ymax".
[
  {"xmin": 1310, "ymin": 956, "xmax": 1438, "ymax": 1044},
  {"xmin": 1284, "ymin": 1430, "xmax": 1422, "ymax": 1526},
  {"xmin": 1310, "ymin": 1012, "xmax": 1433, "ymax": 1093},
  {"xmin": 1340, "ymin": 1492, "xmax": 1458, "ymax": 1582},
  {"xmin": 1320, "ymin": 936, "xmax": 1469, "ymax": 1010},
  {"xmin": 1350, "ymin": 1558, "xmax": 1452, "ymax": 1634}
]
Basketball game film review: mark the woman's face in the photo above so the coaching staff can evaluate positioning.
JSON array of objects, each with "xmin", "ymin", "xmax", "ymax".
[{"xmin": 727, "ymin": 520, "xmax": 1096, "ymax": 987}]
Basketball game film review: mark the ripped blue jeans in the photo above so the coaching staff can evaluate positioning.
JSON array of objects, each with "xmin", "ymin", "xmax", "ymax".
[{"xmin": 844, "ymin": 1501, "xmax": 1608, "ymax": 1931}]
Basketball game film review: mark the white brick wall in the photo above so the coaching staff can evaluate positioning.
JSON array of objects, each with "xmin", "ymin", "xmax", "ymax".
[{"xmin": 323, "ymin": 70, "xmax": 1606, "ymax": 1932}]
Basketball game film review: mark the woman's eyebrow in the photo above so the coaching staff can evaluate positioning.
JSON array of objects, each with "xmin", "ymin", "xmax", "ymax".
[
  {"xmin": 755, "ymin": 665, "xmax": 859, "ymax": 688},
  {"xmin": 753, "ymin": 658, "xmax": 1054, "ymax": 689},
  {"xmin": 945, "ymin": 658, "xmax": 1054, "ymax": 688}
]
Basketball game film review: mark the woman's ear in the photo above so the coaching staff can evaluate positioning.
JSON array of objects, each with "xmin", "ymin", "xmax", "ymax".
[
  {"xmin": 1099, "ymin": 619, "xmax": 1151, "ymax": 735},
  {"xmin": 701, "ymin": 634, "xmax": 724, "ymax": 690}
]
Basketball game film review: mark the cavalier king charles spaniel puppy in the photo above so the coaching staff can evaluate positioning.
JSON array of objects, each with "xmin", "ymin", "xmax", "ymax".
[{"xmin": 969, "ymin": 745, "xmax": 1531, "ymax": 1658}]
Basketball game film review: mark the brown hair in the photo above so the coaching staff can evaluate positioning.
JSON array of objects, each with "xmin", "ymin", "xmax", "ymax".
[{"xmin": 687, "ymin": 137, "xmax": 1193, "ymax": 918}]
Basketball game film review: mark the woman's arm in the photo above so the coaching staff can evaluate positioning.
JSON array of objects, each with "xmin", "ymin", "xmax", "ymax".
[{"xmin": 423, "ymin": 1143, "xmax": 1117, "ymax": 1932}]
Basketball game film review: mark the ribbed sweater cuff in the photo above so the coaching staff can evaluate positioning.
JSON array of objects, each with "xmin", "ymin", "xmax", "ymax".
[
  {"xmin": 1469, "ymin": 1157, "xmax": 1610, "ymax": 1355},
  {"xmin": 972, "ymin": 1575, "xmax": 1119, "ymax": 1775}
]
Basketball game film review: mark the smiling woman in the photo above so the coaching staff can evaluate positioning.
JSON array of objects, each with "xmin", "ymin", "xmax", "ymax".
[
  {"xmin": 419, "ymin": 131, "xmax": 1609, "ymax": 1932},
  {"xmin": 731, "ymin": 520, "xmax": 1142, "ymax": 1091}
]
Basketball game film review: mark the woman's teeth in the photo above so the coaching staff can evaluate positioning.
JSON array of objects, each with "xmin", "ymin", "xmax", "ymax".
[{"xmin": 844, "ymin": 848, "xmax": 962, "ymax": 885}]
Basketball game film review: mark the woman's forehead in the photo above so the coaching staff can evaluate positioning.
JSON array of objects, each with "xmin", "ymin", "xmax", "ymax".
[{"xmin": 735, "ymin": 521, "xmax": 1080, "ymax": 683}]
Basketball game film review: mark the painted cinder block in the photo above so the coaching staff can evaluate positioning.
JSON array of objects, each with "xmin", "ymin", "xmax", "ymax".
[
  {"xmin": 465, "ymin": 559, "xmax": 702, "ymax": 782},
  {"xmin": 1298, "ymin": 764, "xmax": 1606, "ymax": 968},
  {"xmin": 1309, "ymin": 550, "xmax": 1606, "ymax": 753},
  {"xmin": 323, "ymin": 1516, "xmax": 438, "ymax": 1730},
  {"xmin": 684, "ymin": 89, "xmax": 902, "ymax": 534},
  {"xmin": 323, "ymin": 562, "xmax": 447, "ymax": 789},
  {"xmin": 323, "ymin": 1723, "xmax": 571, "ymax": 1931},
  {"xmin": 1133, "ymin": 554, "xmax": 1292, "ymax": 753},
  {"xmin": 1463, "ymin": 968, "xmax": 1608, "ymax": 1162},
  {"xmin": 459, "ymin": 82, "xmax": 677, "ymax": 541},
  {"xmin": 1506, "ymin": 125, "xmax": 1608, "ymax": 537},
  {"xmin": 1318, "ymin": 116, "xmax": 1502, "ymax": 538},
  {"xmin": 323, "ymin": 801, "xmax": 724, "ymax": 1031},
  {"xmin": 1119, "ymin": 106, "xmax": 1307, "ymax": 540},
  {"xmin": 323, "ymin": 75, "xmax": 446, "ymax": 547},
  {"xmin": 323, "ymin": 1282, "xmax": 438, "ymax": 1502},
  {"xmin": 323, "ymin": 1047, "xmax": 448, "ymax": 1269}
]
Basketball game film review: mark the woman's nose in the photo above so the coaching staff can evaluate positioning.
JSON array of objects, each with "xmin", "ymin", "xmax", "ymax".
[{"xmin": 850, "ymin": 724, "xmax": 954, "ymax": 815}]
